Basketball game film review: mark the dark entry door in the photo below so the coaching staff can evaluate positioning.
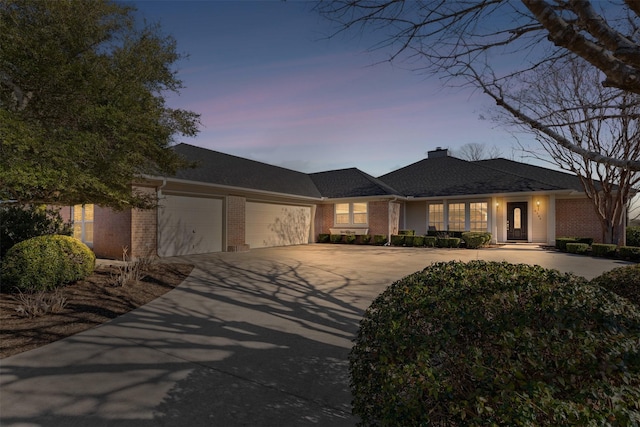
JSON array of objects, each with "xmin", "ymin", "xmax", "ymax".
[{"xmin": 507, "ymin": 202, "xmax": 528, "ymax": 241}]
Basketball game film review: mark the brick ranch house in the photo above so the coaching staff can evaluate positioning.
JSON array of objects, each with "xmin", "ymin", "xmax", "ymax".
[{"xmin": 60, "ymin": 144, "xmax": 625, "ymax": 259}]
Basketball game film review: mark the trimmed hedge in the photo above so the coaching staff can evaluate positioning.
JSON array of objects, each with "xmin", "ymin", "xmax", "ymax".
[
  {"xmin": 412, "ymin": 236, "xmax": 424, "ymax": 247},
  {"xmin": 555, "ymin": 237, "xmax": 577, "ymax": 252},
  {"xmin": 619, "ymin": 246, "xmax": 640, "ymax": 262},
  {"xmin": 398, "ymin": 229, "xmax": 415, "ymax": 236},
  {"xmin": 592, "ymin": 243, "xmax": 617, "ymax": 257},
  {"xmin": 317, "ymin": 233, "xmax": 330, "ymax": 243},
  {"xmin": 436, "ymin": 237, "xmax": 460, "ymax": 248},
  {"xmin": 424, "ymin": 236, "xmax": 437, "ymax": 247},
  {"xmin": 627, "ymin": 226, "xmax": 640, "ymax": 247},
  {"xmin": 591, "ymin": 264, "xmax": 640, "ymax": 307},
  {"xmin": 358, "ymin": 234, "xmax": 371, "ymax": 245},
  {"xmin": 390, "ymin": 235, "xmax": 405, "ymax": 246},
  {"xmin": 461, "ymin": 232, "xmax": 491, "ymax": 249},
  {"xmin": 566, "ymin": 242, "xmax": 589, "ymax": 254},
  {"xmin": 373, "ymin": 235, "xmax": 387, "ymax": 246},
  {"xmin": 345, "ymin": 234, "xmax": 356, "ymax": 244},
  {"xmin": 350, "ymin": 261, "xmax": 640, "ymax": 426},
  {"xmin": 330, "ymin": 234, "xmax": 343, "ymax": 243},
  {"xmin": 1, "ymin": 235, "xmax": 95, "ymax": 292}
]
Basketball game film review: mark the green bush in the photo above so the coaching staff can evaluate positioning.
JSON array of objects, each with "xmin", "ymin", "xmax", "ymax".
[
  {"xmin": 619, "ymin": 246, "xmax": 640, "ymax": 262},
  {"xmin": 555, "ymin": 237, "xmax": 577, "ymax": 252},
  {"xmin": 592, "ymin": 243, "xmax": 618, "ymax": 257},
  {"xmin": 317, "ymin": 233, "xmax": 330, "ymax": 243},
  {"xmin": 0, "ymin": 204, "xmax": 72, "ymax": 258},
  {"xmin": 1, "ymin": 235, "xmax": 95, "ymax": 292},
  {"xmin": 566, "ymin": 242, "xmax": 590, "ymax": 254},
  {"xmin": 350, "ymin": 261, "xmax": 640, "ymax": 426},
  {"xmin": 345, "ymin": 234, "xmax": 357, "ymax": 244},
  {"xmin": 591, "ymin": 264, "xmax": 640, "ymax": 307},
  {"xmin": 424, "ymin": 236, "xmax": 437, "ymax": 247},
  {"xmin": 404, "ymin": 235, "xmax": 415, "ymax": 246},
  {"xmin": 412, "ymin": 236, "xmax": 424, "ymax": 247},
  {"xmin": 627, "ymin": 226, "xmax": 640, "ymax": 247},
  {"xmin": 398, "ymin": 229, "xmax": 415, "ymax": 236},
  {"xmin": 575, "ymin": 237, "xmax": 594, "ymax": 246},
  {"xmin": 358, "ymin": 234, "xmax": 371, "ymax": 245},
  {"xmin": 461, "ymin": 232, "xmax": 491, "ymax": 249},
  {"xmin": 436, "ymin": 237, "xmax": 460, "ymax": 248},
  {"xmin": 373, "ymin": 235, "xmax": 387, "ymax": 246},
  {"xmin": 330, "ymin": 234, "xmax": 343, "ymax": 243},
  {"xmin": 390, "ymin": 235, "xmax": 405, "ymax": 246}
]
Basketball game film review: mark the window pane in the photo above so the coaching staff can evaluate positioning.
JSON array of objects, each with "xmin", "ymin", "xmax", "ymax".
[
  {"xmin": 73, "ymin": 223, "xmax": 82, "ymax": 240},
  {"xmin": 428, "ymin": 204, "xmax": 444, "ymax": 231},
  {"xmin": 353, "ymin": 202, "xmax": 367, "ymax": 224},
  {"xmin": 84, "ymin": 223, "xmax": 94, "ymax": 244},
  {"xmin": 448, "ymin": 203, "xmax": 465, "ymax": 231},
  {"xmin": 514, "ymin": 208, "xmax": 521, "ymax": 229},
  {"xmin": 335, "ymin": 203, "xmax": 349, "ymax": 224},
  {"xmin": 73, "ymin": 205, "xmax": 83, "ymax": 222},
  {"xmin": 84, "ymin": 204, "xmax": 94, "ymax": 221},
  {"xmin": 469, "ymin": 202, "xmax": 488, "ymax": 232}
]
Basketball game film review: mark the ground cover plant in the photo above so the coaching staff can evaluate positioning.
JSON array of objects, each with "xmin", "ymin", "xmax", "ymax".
[
  {"xmin": 591, "ymin": 264, "xmax": 640, "ymax": 307},
  {"xmin": 350, "ymin": 260, "xmax": 640, "ymax": 426}
]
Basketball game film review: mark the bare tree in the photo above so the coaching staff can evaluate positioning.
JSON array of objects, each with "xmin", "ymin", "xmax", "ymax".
[
  {"xmin": 317, "ymin": 0, "xmax": 640, "ymax": 171},
  {"xmin": 454, "ymin": 143, "xmax": 502, "ymax": 161},
  {"xmin": 498, "ymin": 57, "xmax": 639, "ymax": 244}
]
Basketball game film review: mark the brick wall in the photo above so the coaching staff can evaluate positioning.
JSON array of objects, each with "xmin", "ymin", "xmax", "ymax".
[
  {"xmin": 93, "ymin": 207, "xmax": 131, "ymax": 259},
  {"xmin": 368, "ymin": 201, "xmax": 390, "ymax": 236},
  {"xmin": 314, "ymin": 204, "xmax": 334, "ymax": 236},
  {"xmin": 556, "ymin": 198, "xmax": 604, "ymax": 243},
  {"xmin": 227, "ymin": 195, "xmax": 249, "ymax": 252},
  {"xmin": 130, "ymin": 185, "xmax": 157, "ymax": 259}
]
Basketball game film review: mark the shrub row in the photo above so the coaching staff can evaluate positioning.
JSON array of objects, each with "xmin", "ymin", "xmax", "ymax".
[
  {"xmin": 627, "ymin": 226, "xmax": 640, "ymax": 247},
  {"xmin": 391, "ymin": 232, "xmax": 491, "ymax": 249},
  {"xmin": 350, "ymin": 261, "xmax": 640, "ymax": 426},
  {"xmin": 1, "ymin": 235, "xmax": 95, "ymax": 292},
  {"xmin": 318, "ymin": 234, "xmax": 387, "ymax": 245}
]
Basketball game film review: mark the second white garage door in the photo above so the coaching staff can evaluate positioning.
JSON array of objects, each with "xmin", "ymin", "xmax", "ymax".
[
  {"xmin": 245, "ymin": 202, "xmax": 311, "ymax": 249},
  {"xmin": 158, "ymin": 195, "xmax": 223, "ymax": 257}
]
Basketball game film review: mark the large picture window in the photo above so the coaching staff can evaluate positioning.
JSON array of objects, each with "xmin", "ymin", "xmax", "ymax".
[
  {"xmin": 448, "ymin": 203, "xmax": 465, "ymax": 232},
  {"xmin": 428, "ymin": 203, "xmax": 444, "ymax": 231},
  {"xmin": 335, "ymin": 202, "xmax": 368, "ymax": 226},
  {"xmin": 73, "ymin": 204, "xmax": 94, "ymax": 246},
  {"xmin": 469, "ymin": 202, "xmax": 488, "ymax": 231}
]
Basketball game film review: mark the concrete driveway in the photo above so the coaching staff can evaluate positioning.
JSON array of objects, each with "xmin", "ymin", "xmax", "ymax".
[{"xmin": 0, "ymin": 244, "xmax": 630, "ymax": 426}]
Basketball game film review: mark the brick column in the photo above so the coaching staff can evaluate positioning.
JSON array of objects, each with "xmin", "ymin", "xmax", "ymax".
[{"xmin": 227, "ymin": 195, "xmax": 250, "ymax": 252}]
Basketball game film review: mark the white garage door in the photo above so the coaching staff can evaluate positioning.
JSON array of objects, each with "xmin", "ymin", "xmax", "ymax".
[
  {"xmin": 245, "ymin": 202, "xmax": 311, "ymax": 249},
  {"xmin": 158, "ymin": 195, "xmax": 223, "ymax": 257}
]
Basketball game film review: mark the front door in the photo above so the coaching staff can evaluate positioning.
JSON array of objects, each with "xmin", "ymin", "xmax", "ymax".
[{"xmin": 507, "ymin": 202, "xmax": 528, "ymax": 241}]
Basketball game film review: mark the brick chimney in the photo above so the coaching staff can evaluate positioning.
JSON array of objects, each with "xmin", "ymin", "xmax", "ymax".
[{"xmin": 428, "ymin": 147, "xmax": 449, "ymax": 158}]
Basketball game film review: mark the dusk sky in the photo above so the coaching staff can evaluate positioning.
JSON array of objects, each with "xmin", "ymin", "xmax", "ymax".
[{"xmin": 131, "ymin": 1, "xmax": 531, "ymax": 177}]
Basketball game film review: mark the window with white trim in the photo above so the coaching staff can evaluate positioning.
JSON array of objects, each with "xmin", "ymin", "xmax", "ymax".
[
  {"xmin": 428, "ymin": 203, "xmax": 444, "ymax": 231},
  {"xmin": 469, "ymin": 202, "xmax": 488, "ymax": 231},
  {"xmin": 335, "ymin": 202, "xmax": 368, "ymax": 226},
  {"xmin": 73, "ymin": 204, "xmax": 94, "ymax": 246},
  {"xmin": 448, "ymin": 203, "xmax": 465, "ymax": 232}
]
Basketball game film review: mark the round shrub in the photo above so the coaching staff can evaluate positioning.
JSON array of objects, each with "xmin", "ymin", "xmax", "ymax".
[
  {"xmin": 1, "ymin": 235, "xmax": 95, "ymax": 292},
  {"xmin": 350, "ymin": 260, "xmax": 640, "ymax": 426},
  {"xmin": 591, "ymin": 264, "xmax": 640, "ymax": 307},
  {"xmin": 461, "ymin": 231, "xmax": 491, "ymax": 249}
]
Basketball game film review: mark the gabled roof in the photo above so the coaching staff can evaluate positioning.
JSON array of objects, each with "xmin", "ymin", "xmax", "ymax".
[
  {"xmin": 309, "ymin": 168, "xmax": 401, "ymax": 198},
  {"xmin": 171, "ymin": 143, "xmax": 322, "ymax": 198},
  {"xmin": 378, "ymin": 156, "xmax": 572, "ymax": 197}
]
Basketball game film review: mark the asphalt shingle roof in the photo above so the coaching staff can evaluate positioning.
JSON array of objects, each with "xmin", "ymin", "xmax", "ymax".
[
  {"xmin": 309, "ymin": 168, "xmax": 401, "ymax": 198},
  {"xmin": 171, "ymin": 144, "xmax": 322, "ymax": 198},
  {"xmin": 378, "ymin": 156, "xmax": 573, "ymax": 197},
  {"xmin": 169, "ymin": 144, "xmax": 591, "ymax": 200}
]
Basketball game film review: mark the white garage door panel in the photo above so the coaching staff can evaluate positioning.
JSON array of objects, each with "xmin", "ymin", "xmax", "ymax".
[
  {"xmin": 245, "ymin": 202, "xmax": 311, "ymax": 249},
  {"xmin": 158, "ymin": 195, "xmax": 223, "ymax": 257}
]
